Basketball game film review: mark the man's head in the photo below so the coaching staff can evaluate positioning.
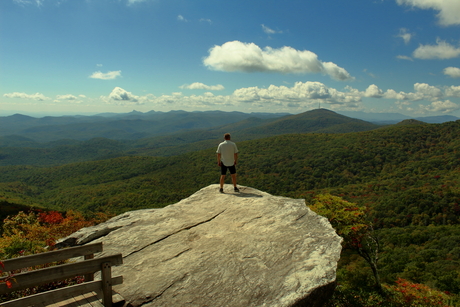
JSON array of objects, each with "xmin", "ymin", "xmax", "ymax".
[{"xmin": 224, "ymin": 133, "xmax": 231, "ymax": 140}]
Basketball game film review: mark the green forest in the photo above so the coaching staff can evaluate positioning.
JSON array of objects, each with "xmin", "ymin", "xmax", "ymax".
[{"xmin": 1, "ymin": 111, "xmax": 459, "ymax": 306}]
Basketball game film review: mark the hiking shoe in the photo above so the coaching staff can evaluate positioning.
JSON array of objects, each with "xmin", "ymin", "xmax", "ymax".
[
  {"xmin": 219, "ymin": 188, "xmax": 224, "ymax": 193},
  {"xmin": 234, "ymin": 187, "xmax": 239, "ymax": 192}
]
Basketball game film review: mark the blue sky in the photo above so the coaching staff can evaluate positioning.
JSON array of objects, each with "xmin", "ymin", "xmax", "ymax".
[{"xmin": 1, "ymin": 0, "xmax": 460, "ymax": 117}]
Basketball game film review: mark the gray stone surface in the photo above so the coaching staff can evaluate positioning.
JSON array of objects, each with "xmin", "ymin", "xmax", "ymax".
[{"xmin": 59, "ymin": 184, "xmax": 342, "ymax": 307}]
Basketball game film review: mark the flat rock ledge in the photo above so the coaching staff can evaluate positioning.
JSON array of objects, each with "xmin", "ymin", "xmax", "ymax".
[{"xmin": 59, "ymin": 185, "xmax": 342, "ymax": 307}]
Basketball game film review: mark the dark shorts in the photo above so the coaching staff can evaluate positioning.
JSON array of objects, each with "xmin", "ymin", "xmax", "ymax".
[{"xmin": 221, "ymin": 164, "xmax": 236, "ymax": 175}]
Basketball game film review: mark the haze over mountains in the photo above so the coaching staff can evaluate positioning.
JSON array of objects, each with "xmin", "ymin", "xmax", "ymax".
[
  {"xmin": 1, "ymin": 109, "xmax": 457, "ymax": 144},
  {"xmin": 0, "ymin": 109, "xmax": 458, "ymax": 167}
]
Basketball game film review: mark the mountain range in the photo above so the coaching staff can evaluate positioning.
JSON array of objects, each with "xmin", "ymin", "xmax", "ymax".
[
  {"xmin": 0, "ymin": 109, "xmax": 379, "ymax": 166},
  {"xmin": 1, "ymin": 109, "xmax": 458, "ymax": 144},
  {"xmin": 0, "ymin": 108, "xmax": 458, "ymax": 167}
]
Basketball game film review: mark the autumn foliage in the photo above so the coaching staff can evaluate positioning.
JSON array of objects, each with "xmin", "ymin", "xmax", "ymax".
[
  {"xmin": 0, "ymin": 210, "xmax": 110, "ymax": 301},
  {"xmin": 385, "ymin": 278, "xmax": 452, "ymax": 307},
  {"xmin": 1, "ymin": 210, "xmax": 109, "ymax": 258}
]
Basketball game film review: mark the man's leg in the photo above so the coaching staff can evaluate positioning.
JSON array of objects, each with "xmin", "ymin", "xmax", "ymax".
[
  {"xmin": 231, "ymin": 173, "xmax": 237, "ymax": 187},
  {"xmin": 220, "ymin": 175, "xmax": 226, "ymax": 189}
]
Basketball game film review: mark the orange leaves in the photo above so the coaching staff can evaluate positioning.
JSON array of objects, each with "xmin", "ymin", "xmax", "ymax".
[
  {"xmin": 309, "ymin": 193, "xmax": 368, "ymax": 242},
  {"xmin": 1, "ymin": 210, "xmax": 110, "ymax": 259},
  {"xmin": 5, "ymin": 279, "xmax": 13, "ymax": 289},
  {"xmin": 0, "ymin": 261, "xmax": 15, "ymax": 289},
  {"xmin": 38, "ymin": 211, "xmax": 64, "ymax": 225},
  {"xmin": 385, "ymin": 278, "xmax": 452, "ymax": 307}
]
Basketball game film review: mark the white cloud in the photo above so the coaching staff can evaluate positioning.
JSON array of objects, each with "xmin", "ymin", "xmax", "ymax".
[
  {"xmin": 127, "ymin": 0, "xmax": 149, "ymax": 5},
  {"xmin": 91, "ymin": 82, "xmax": 459, "ymax": 114},
  {"xmin": 413, "ymin": 39, "xmax": 460, "ymax": 59},
  {"xmin": 443, "ymin": 67, "xmax": 460, "ymax": 78},
  {"xmin": 13, "ymin": 0, "xmax": 43, "ymax": 6},
  {"xmin": 56, "ymin": 94, "xmax": 77, "ymax": 100},
  {"xmin": 383, "ymin": 89, "xmax": 412, "ymax": 100},
  {"xmin": 177, "ymin": 15, "xmax": 187, "ymax": 22},
  {"xmin": 231, "ymin": 81, "xmax": 361, "ymax": 108},
  {"xmin": 397, "ymin": 28, "xmax": 413, "ymax": 44},
  {"xmin": 3, "ymin": 92, "xmax": 48, "ymax": 101},
  {"xmin": 200, "ymin": 18, "xmax": 212, "ymax": 24},
  {"xmin": 422, "ymin": 100, "xmax": 460, "ymax": 113},
  {"xmin": 180, "ymin": 82, "xmax": 225, "ymax": 91},
  {"xmin": 396, "ymin": 55, "xmax": 413, "ymax": 61},
  {"xmin": 396, "ymin": 0, "xmax": 460, "ymax": 26},
  {"xmin": 261, "ymin": 24, "xmax": 282, "ymax": 34},
  {"xmin": 102, "ymin": 87, "xmax": 142, "ymax": 105},
  {"xmin": 203, "ymin": 41, "xmax": 354, "ymax": 81},
  {"xmin": 365, "ymin": 84, "xmax": 384, "ymax": 98},
  {"xmin": 89, "ymin": 70, "xmax": 122, "ymax": 80},
  {"xmin": 445, "ymin": 85, "xmax": 460, "ymax": 97},
  {"xmin": 414, "ymin": 82, "xmax": 443, "ymax": 99}
]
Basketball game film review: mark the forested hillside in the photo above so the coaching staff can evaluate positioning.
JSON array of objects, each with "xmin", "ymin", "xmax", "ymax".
[{"xmin": 1, "ymin": 117, "xmax": 459, "ymax": 304}]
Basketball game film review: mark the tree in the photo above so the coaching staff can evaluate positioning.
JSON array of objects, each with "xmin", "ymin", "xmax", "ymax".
[{"xmin": 309, "ymin": 194, "xmax": 382, "ymax": 292}]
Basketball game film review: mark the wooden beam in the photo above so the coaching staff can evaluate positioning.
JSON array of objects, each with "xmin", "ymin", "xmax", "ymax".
[
  {"xmin": 0, "ymin": 276, "xmax": 122, "ymax": 307},
  {"xmin": 1, "ymin": 243, "xmax": 103, "ymax": 272},
  {"xmin": 0, "ymin": 254, "xmax": 122, "ymax": 294}
]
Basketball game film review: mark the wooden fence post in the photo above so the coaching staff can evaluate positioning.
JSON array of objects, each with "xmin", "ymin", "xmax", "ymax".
[
  {"xmin": 84, "ymin": 253, "xmax": 95, "ymax": 282},
  {"xmin": 101, "ymin": 262, "xmax": 113, "ymax": 307}
]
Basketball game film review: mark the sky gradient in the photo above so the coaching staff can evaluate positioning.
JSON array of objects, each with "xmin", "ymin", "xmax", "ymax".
[{"xmin": 1, "ymin": 0, "xmax": 460, "ymax": 117}]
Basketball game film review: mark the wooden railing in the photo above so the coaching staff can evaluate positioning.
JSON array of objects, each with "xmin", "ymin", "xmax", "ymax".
[{"xmin": 0, "ymin": 242, "xmax": 123, "ymax": 307}]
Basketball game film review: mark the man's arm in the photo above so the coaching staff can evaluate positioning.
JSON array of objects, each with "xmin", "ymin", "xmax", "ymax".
[
  {"xmin": 234, "ymin": 153, "xmax": 238, "ymax": 165},
  {"xmin": 217, "ymin": 153, "xmax": 222, "ymax": 166}
]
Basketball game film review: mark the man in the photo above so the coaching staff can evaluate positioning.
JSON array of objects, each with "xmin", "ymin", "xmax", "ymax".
[{"xmin": 216, "ymin": 133, "xmax": 239, "ymax": 193}]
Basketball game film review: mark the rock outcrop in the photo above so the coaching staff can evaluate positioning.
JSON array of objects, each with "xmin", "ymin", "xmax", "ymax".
[{"xmin": 59, "ymin": 185, "xmax": 342, "ymax": 307}]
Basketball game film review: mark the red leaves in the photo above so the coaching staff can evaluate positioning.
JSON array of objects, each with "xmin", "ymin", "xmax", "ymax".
[
  {"xmin": 1, "ymin": 261, "xmax": 15, "ymax": 289},
  {"xmin": 5, "ymin": 279, "xmax": 13, "ymax": 289},
  {"xmin": 386, "ymin": 278, "xmax": 452, "ymax": 307},
  {"xmin": 38, "ymin": 211, "xmax": 64, "ymax": 225}
]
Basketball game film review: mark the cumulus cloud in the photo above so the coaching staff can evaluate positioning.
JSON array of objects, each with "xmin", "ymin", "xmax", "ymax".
[
  {"xmin": 413, "ymin": 39, "xmax": 460, "ymax": 59},
  {"xmin": 232, "ymin": 81, "xmax": 361, "ymax": 108},
  {"xmin": 443, "ymin": 67, "xmax": 460, "ymax": 78},
  {"xmin": 414, "ymin": 82, "xmax": 443, "ymax": 99},
  {"xmin": 397, "ymin": 28, "xmax": 413, "ymax": 44},
  {"xmin": 445, "ymin": 85, "xmax": 460, "ymax": 97},
  {"xmin": 101, "ymin": 87, "xmax": 143, "ymax": 105},
  {"xmin": 422, "ymin": 100, "xmax": 460, "ymax": 113},
  {"xmin": 203, "ymin": 41, "xmax": 354, "ymax": 81},
  {"xmin": 3, "ymin": 92, "xmax": 48, "ymax": 101},
  {"xmin": 89, "ymin": 70, "xmax": 122, "ymax": 80},
  {"xmin": 365, "ymin": 84, "xmax": 384, "ymax": 98},
  {"xmin": 396, "ymin": 0, "xmax": 460, "ymax": 26},
  {"xmin": 180, "ymin": 82, "xmax": 225, "ymax": 90}
]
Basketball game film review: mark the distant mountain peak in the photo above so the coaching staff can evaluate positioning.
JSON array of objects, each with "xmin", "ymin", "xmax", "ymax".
[{"xmin": 396, "ymin": 119, "xmax": 426, "ymax": 126}]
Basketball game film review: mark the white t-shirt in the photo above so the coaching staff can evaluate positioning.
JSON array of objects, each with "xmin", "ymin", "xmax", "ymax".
[{"xmin": 216, "ymin": 140, "xmax": 239, "ymax": 167}]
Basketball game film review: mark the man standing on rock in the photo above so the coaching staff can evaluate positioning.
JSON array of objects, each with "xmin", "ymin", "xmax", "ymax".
[{"xmin": 216, "ymin": 133, "xmax": 239, "ymax": 193}]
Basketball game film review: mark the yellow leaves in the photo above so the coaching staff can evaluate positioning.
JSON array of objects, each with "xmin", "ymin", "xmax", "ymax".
[
  {"xmin": 309, "ymin": 193, "xmax": 371, "ymax": 251},
  {"xmin": 1, "ymin": 210, "xmax": 111, "ymax": 259}
]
